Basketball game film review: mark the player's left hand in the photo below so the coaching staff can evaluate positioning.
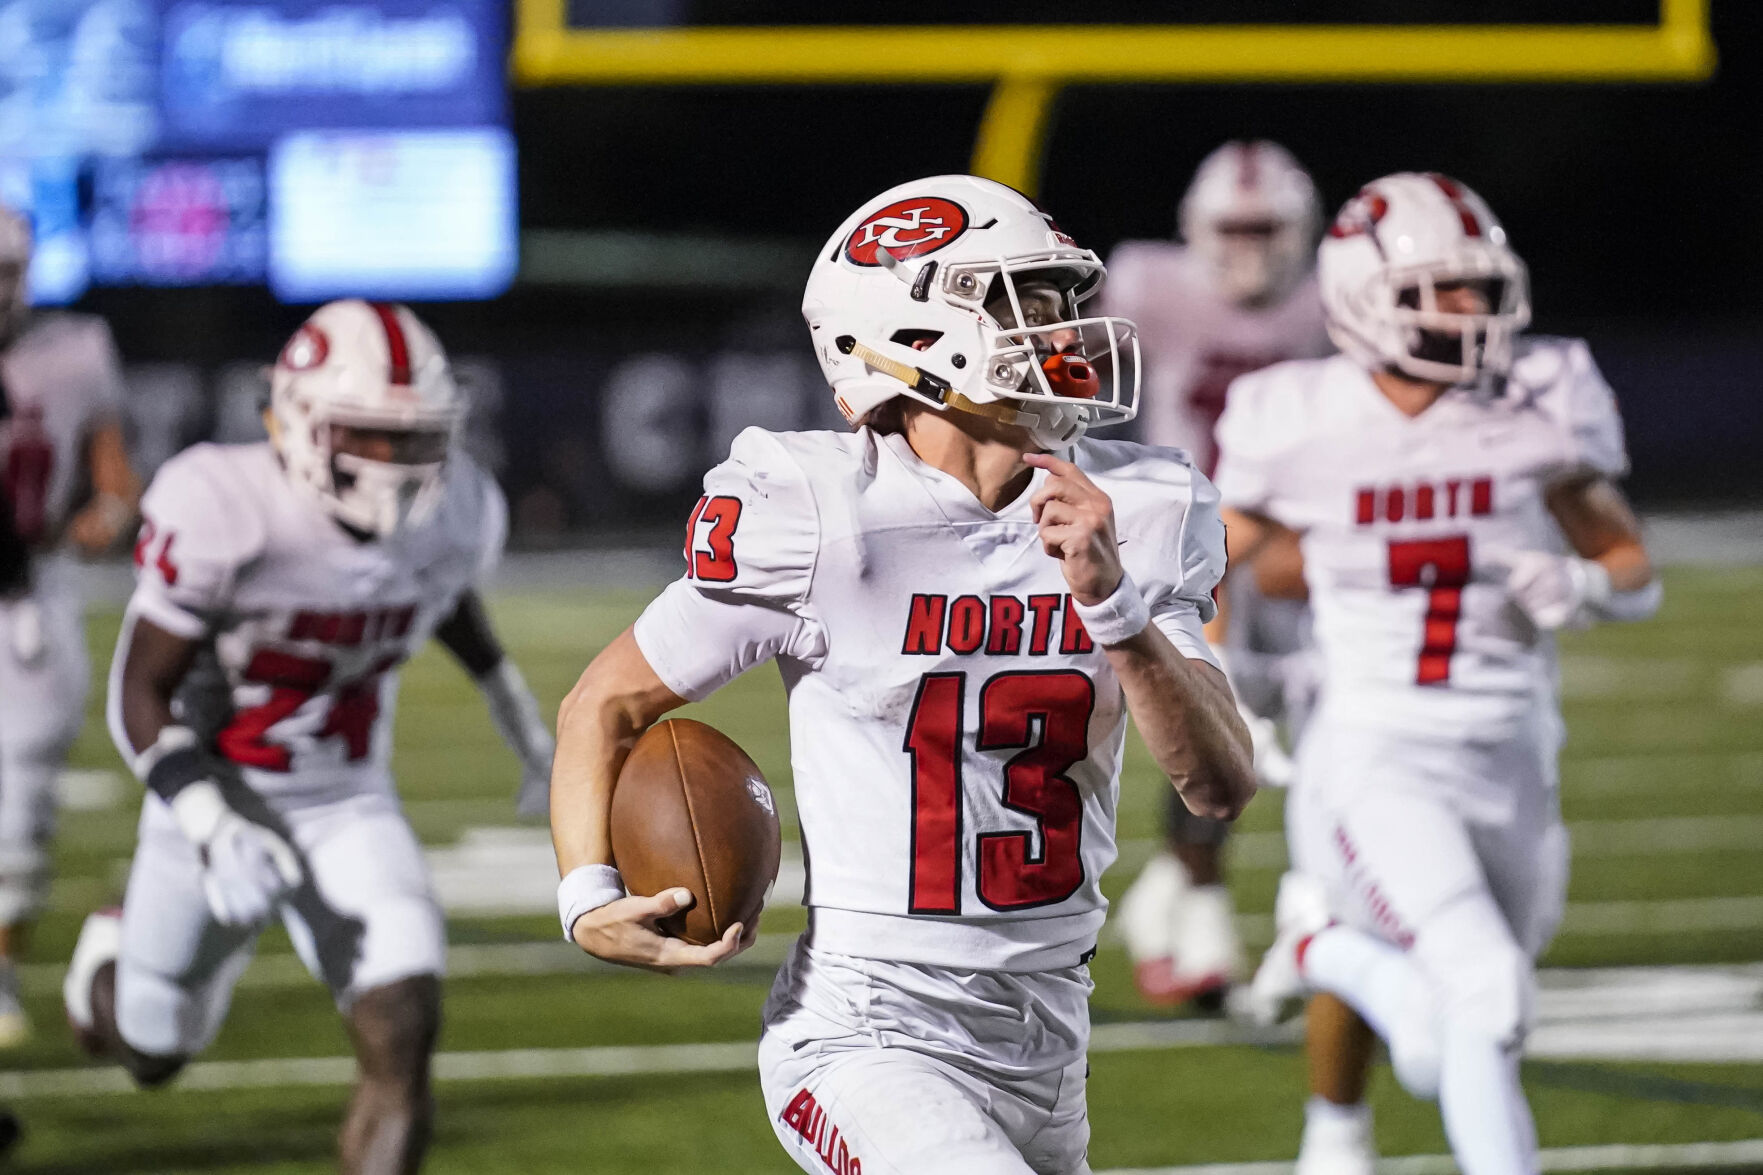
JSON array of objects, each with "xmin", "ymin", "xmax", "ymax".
[
  {"xmin": 572, "ymin": 889, "xmax": 753, "ymax": 974},
  {"xmin": 1483, "ymin": 547, "xmax": 1608, "ymax": 632},
  {"xmin": 1025, "ymin": 453, "xmax": 1123, "ymax": 605}
]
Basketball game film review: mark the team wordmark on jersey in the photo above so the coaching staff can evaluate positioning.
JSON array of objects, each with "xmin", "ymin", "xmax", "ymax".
[
  {"xmin": 1355, "ymin": 476, "xmax": 1493, "ymax": 526},
  {"xmin": 287, "ymin": 605, "xmax": 417, "ymax": 646},
  {"xmin": 779, "ymin": 1088, "xmax": 863, "ymax": 1175},
  {"xmin": 901, "ymin": 592, "xmax": 1095, "ymax": 657}
]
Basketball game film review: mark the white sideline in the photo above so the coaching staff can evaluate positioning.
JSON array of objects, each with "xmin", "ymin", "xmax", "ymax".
[
  {"xmin": 9, "ymin": 965, "xmax": 1763, "ymax": 1100},
  {"xmin": 1095, "ymin": 1138, "xmax": 1763, "ymax": 1175}
]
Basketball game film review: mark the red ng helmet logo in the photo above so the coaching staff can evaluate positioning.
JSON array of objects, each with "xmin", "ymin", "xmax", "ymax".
[
  {"xmin": 845, "ymin": 197, "xmax": 968, "ymax": 266},
  {"xmin": 279, "ymin": 324, "xmax": 330, "ymax": 371}
]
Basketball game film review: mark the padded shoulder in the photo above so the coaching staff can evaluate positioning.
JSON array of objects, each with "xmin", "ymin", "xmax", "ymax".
[
  {"xmin": 135, "ymin": 443, "xmax": 274, "ymax": 619},
  {"xmin": 1211, "ymin": 355, "xmax": 1339, "ymax": 512},
  {"xmin": 430, "ymin": 455, "xmax": 509, "ymax": 583},
  {"xmin": 1509, "ymin": 335, "xmax": 1629, "ymax": 480},
  {"xmin": 686, "ymin": 427, "xmax": 830, "ymax": 607},
  {"xmin": 12, "ymin": 312, "xmax": 126, "ymax": 415},
  {"xmin": 1098, "ymin": 240, "xmax": 1191, "ymax": 314},
  {"xmin": 1075, "ymin": 438, "xmax": 1226, "ymax": 622}
]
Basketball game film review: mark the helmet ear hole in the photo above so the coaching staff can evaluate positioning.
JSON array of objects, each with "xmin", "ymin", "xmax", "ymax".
[{"xmin": 889, "ymin": 330, "xmax": 943, "ymax": 352}]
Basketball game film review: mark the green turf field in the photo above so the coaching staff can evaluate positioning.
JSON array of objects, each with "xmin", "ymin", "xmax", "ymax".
[{"xmin": 3, "ymin": 565, "xmax": 1761, "ymax": 1172}]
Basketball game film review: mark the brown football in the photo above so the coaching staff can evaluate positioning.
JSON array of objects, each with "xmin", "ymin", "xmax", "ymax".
[{"xmin": 609, "ymin": 719, "xmax": 782, "ymax": 946}]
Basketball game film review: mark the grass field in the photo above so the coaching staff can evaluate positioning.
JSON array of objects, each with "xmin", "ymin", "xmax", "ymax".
[{"xmin": 3, "ymin": 564, "xmax": 1762, "ymax": 1173}]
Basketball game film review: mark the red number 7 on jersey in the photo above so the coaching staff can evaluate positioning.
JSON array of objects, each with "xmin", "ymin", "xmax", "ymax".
[
  {"xmin": 1388, "ymin": 536, "xmax": 1470, "ymax": 685},
  {"xmin": 684, "ymin": 495, "xmax": 742, "ymax": 582}
]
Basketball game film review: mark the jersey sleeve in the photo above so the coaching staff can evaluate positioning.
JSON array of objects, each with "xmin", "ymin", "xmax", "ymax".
[
  {"xmin": 1097, "ymin": 241, "xmax": 1153, "ymax": 319},
  {"xmin": 632, "ymin": 428, "xmax": 824, "ymax": 701},
  {"xmin": 129, "ymin": 449, "xmax": 266, "ymax": 638},
  {"xmin": 1551, "ymin": 339, "xmax": 1630, "ymax": 480},
  {"xmin": 1112, "ymin": 449, "xmax": 1226, "ymax": 660},
  {"xmin": 1211, "ymin": 372, "xmax": 1285, "ymax": 518},
  {"xmin": 452, "ymin": 457, "xmax": 508, "ymax": 586},
  {"xmin": 1145, "ymin": 470, "xmax": 1227, "ymax": 641}
]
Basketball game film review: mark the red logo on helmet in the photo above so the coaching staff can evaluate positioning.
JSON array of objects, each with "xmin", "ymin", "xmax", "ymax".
[
  {"xmin": 845, "ymin": 197, "xmax": 968, "ymax": 266},
  {"xmin": 279, "ymin": 324, "xmax": 330, "ymax": 371},
  {"xmin": 1328, "ymin": 190, "xmax": 1390, "ymax": 240}
]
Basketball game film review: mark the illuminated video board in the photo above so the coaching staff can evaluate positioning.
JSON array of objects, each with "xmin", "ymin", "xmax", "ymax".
[{"xmin": 0, "ymin": 0, "xmax": 514, "ymax": 303}]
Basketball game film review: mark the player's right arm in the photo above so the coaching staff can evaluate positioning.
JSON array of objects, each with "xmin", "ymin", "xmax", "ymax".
[
  {"xmin": 109, "ymin": 449, "xmax": 302, "ymax": 927},
  {"xmin": 551, "ymin": 429, "xmax": 822, "ymax": 971}
]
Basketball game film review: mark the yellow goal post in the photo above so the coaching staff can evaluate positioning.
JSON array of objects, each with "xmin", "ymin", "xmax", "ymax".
[{"xmin": 513, "ymin": 0, "xmax": 1714, "ymax": 194}]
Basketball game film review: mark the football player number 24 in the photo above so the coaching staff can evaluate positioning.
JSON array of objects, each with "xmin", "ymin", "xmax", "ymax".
[
  {"xmin": 1388, "ymin": 536, "xmax": 1470, "ymax": 685},
  {"xmin": 904, "ymin": 670, "xmax": 1095, "ymax": 914}
]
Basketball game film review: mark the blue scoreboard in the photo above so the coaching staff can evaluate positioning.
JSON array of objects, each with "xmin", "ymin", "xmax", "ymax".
[{"xmin": 0, "ymin": 0, "xmax": 514, "ymax": 303}]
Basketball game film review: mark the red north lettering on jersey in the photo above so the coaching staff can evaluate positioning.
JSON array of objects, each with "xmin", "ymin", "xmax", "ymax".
[
  {"xmin": 287, "ymin": 605, "xmax": 417, "ymax": 646},
  {"xmin": 1354, "ymin": 476, "xmax": 1493, "ymax": 526},
  {"xmin": 901, "ymin": 592, "xmax": 1094, "ymax": 657}
]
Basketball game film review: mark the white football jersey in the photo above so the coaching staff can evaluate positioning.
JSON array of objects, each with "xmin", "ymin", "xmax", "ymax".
[
  {"xmin": 634, "ymin": 426, "xmax": 1226, "ymax": 973},
  {"xmin": 1213, "ymin": 338, "xmax": 1627, "ymax": 739},
  {"xmin": 0, "ymin": 314, "xmax": 126, "ymax": 545},
  {"xmin": 1101, "ymin": 242, "xmax": 1331, "ymax": 473},
  {"xmin": 111, "ymin": 442, "xmax": 505, "ymax": 803}
]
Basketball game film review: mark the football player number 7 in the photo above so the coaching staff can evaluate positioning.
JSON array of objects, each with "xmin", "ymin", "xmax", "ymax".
[
  {"xmin": 1387, "ymin": 536, "xmax": 1471, "ymax": 685},
  {"xmin": 904, "ymin": 670, "xmax": 1094, "ymax": 914}
]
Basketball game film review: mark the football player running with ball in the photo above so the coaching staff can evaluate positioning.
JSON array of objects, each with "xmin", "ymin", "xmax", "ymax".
[
  {"xmin": 552, "ymin": 175, "xmax": 1256, "ymax": 1175},
  {"xmin": 1102, "ymin": 141, "xmax": 1333, "ymax": 1010},
  {"xmin": 1222, "ymin": 174, "xmax": 1660, "ymax": 1175},
  {"xmin": 63, "ymin": 301, "xmax": 555, "ymax": 1175}
]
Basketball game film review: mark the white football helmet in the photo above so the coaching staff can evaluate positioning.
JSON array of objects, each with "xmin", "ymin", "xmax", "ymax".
[
  {"xmin": 803, "ymin": 175, "xmax": 1139, "ymax": 450},
  {"xmin": 267, "ymin": 300, "xmax": 463, "ymax": 537},
  {"xmin": 1179, "ymin": 141, "xmax": 1320, "ymax": 307},
  {"xmin": 1319, "ymin": 172, "xmax": 1531, "ymax": 386}
]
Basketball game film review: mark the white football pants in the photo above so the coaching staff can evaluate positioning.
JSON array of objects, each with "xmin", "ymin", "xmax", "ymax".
[
  {"xmin": 115, "ymin": 789, "xmax": 444, "ymax": 1058},
  {"xmin": 0, "ymin": 556, "xmax": 89, "ymax": 926},
  {"xmin": 759, "ymin": 939, "xmax": 1094, "ymax": 1175}
]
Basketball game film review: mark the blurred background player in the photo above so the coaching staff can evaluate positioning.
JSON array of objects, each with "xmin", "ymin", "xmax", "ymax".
[
  {"xmin": 1220, "ymin": 173, "xmax": 1660, "ymax": 1175},
  {"xmin": 551, "ymin": 175, "xmax": 1256, "ymax": 1175},
  {"xmin": 0, "ymin": 203, "xmax": 140, "ymax": 1046},
  {"xmin": 60, "ymin": 301, "xmax": 554, "ymax": 1175},
  {"xmin": 1102, "ymin": 142, "xmax": 1331, "ymax": 1009}
]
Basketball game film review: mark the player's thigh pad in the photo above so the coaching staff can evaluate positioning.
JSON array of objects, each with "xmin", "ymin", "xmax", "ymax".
[
  {"xmin": 1469, "ymin": 738, "xmax": 1569, "ymax": 959},
  {"xmin": 761, "ymin": 1030, "xmax": 1079, "ymax": 1175},
  {"xmin": 117, "ymin": 803, "xmax": 260, "ymax": 1057},
  {"xmin": 1411, "ymin": 890, "xmax": 1536, "ymax": 1049},
  {"xmin": 1293, "ymin": 726, "xmax": 1489, "ymax": 946},
  {"xmin": 279, "ymin": 793, "xmax": 444, "ymax": 1004}
]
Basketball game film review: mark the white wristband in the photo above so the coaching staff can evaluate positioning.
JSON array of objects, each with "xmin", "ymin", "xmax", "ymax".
[
  {"xmin": 558, "ymin": 864, "xmax": 625, "ymax": 943},
  {"xmin": 1072, "ymin": 572, "xmax": 1152, "ymax": 646}
]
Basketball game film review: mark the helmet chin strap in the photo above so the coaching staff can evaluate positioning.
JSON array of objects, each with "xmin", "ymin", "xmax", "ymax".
[{"xmin": 836, "ymin": 335, "xmax": 1046, "ymax": 434}]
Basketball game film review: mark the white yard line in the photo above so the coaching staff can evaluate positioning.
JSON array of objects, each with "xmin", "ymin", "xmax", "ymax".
[
  {"xmin": 19, "ymin": 897, "xmax": 1763, "ymax": 997},
  {"xmin": 1096, "ymin": 1138, "xmax": 1763, "ymax": 1175},
  {"xmin": 416, "ymin": 814, "xmax": 1763, "ymax": 919},
  {"xmin": 9, "ymin": 966, "xmax": 1763, "ymax": 1100}
]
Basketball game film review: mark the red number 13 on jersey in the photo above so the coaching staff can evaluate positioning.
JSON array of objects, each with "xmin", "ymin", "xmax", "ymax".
[
  {"xmin": 904, "ymin": 669, "xmax": 1094, "ymax": 914},
  {"xmin": 684, "ymin": 495, "xmax": 741, "ymax": 583}
]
